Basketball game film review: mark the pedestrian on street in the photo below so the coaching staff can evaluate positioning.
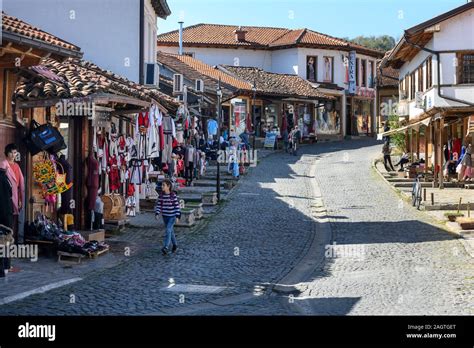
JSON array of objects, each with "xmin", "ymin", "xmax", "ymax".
[
  {"xmin": 394, "ymin": 152, "xmax": 410, "ymax": 171},
  {"xmin": 382, "ymin": 142, "xmax": 395, "ymax": 172},
  {"xmin": 155, "ymin": 179, "xmax": 181, "ymax": 255}
]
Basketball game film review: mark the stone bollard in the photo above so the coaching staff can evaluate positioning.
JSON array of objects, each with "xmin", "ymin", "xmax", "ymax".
[
  {"xmin": 175, "ymin": 208, "xmax": 196, "ymax": 227},
  {"xmin": 186, "ymin": 202, "xmax": 203, "ymax": 219},
  {"xmin": 202, "ymin": 192, "xmax": 218, "ymax": 206}
]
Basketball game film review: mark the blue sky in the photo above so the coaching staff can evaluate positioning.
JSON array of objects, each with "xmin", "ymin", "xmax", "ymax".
[{"xmin": 158, "ymin": 0, "xmax": 467, "ymax": 40}]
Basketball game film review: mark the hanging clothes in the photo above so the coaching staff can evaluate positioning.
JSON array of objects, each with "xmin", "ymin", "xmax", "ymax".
[
  {"xmin": 147, "ymin": 108, "xmax": 160, "ymax": 159},
  {"xmin": 86, "ymin": 152, "xmax": 100, "ymax": 211},
  {"xmin": 108, "ymin": 155, "xmax": 120, "ymax": 192},
  {"xmin": 207, "ymin": 119, "xmax": 218, "ymax": 136},
  {"xmin": 129, "ymin": 159, "xmax": 143, "ymax": 185},
  {"xmin": 57, "ymin": 155, "xmax": 73, "ymax": 215},
  {"xmin": 162, "ymin": 116, "xmax": 174, "ymax": 164}
]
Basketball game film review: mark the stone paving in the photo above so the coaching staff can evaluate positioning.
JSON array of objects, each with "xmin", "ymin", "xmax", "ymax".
[{"xmin": 0, "ymin": 140, "xmax": 472, "ymax": 315}]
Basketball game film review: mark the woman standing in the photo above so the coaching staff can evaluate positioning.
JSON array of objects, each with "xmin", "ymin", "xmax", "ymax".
[
  {"xmin": 155, "ymin": 179, "xmax": 181, "ymax": 255},
  {"xmin": 461, "ymin": 144, "xmax": 472, "ymax": 181}
]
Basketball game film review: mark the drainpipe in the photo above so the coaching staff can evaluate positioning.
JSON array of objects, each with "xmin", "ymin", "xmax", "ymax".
[
  {"xmin": 404, "ymin": 35, "xmax": 474, "ymax": 107},
  {"xmin": 178, "ymin": 21, "xmax": 184, "ymax": 55}
]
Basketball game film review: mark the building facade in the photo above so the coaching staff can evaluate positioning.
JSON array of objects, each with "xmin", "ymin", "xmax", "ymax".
[
  {"xmin": 3, "ymin": 0, "xmax": 171, "ymax": 83},
  {"xmin": 157, "ymin": 24, "xmax": 384, "ymax": 138},
  {"xmin": 383, "ymin": 2, "xmax": 474, "ymax": 187}
]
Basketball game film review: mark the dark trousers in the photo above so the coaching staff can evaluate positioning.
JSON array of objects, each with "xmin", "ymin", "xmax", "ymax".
[
  {"xmin": 185, "ymin": 162, "xmax": 194, "ymax": 185},
  {"xmin": 384, "ymin": 155, "xmax": 395, "ymax": 171},
  {"xmin": 395, "ymin": 158, "xmax": 409, "ymax": 170}
]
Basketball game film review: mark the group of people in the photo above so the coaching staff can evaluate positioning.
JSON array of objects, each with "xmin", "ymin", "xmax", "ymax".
[{"xmin": 284, "ymin": 125, "xmax": 301, "ymax": 154}]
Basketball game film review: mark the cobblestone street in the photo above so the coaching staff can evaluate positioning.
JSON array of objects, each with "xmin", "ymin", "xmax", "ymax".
[{"xmin": 0, "ymin": 140, "xmax": 472, "ymax": 315}]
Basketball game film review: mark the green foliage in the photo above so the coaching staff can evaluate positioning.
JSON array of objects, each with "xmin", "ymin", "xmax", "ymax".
[
  {"xmin": 388, "ymin": 115, "xmax": 406, "ymax": 152},
  {"xmin": 345, "ymin": 35, "xmax": 396, "ymax": 52}
]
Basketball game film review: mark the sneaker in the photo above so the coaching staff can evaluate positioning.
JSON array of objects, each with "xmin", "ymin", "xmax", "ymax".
[
  {"xmin": 172, "ymin": 245, "xmax": 178, "ymax": 253},
  {"xmin": 161, "ymin": 247, "xmax": 168, "ymax": 255}
]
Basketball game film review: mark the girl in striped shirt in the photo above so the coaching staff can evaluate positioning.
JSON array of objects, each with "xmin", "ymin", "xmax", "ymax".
[{"xmin": 155, "ymin": 179, "xmax": 181, "ymax": 255}]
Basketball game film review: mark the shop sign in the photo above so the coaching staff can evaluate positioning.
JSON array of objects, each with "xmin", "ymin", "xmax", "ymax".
[
  {"xmin": 264, "ymin": 132, "xmax": 277, "ymax": 148},
  {"xmin": 348, "ymin": 51, "xmax": 356, "ymax": 94},
  {"xmin": 355, "ymin": 86, "xmax": 375, "ymax": 99}
]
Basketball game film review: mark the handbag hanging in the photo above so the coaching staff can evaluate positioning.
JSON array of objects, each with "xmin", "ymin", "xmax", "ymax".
[{"xmin": 27, "ymin": 120, "xmax": 66, "ymax": 154}]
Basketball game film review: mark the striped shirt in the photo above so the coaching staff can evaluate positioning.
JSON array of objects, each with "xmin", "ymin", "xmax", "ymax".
[{"xmin": 155, "ymin": 193, "xmax": 181, "ymax": 218}]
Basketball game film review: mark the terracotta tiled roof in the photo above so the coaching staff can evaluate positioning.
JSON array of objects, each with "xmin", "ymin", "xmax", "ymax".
[
  {"xmin": 158, "ymin": 52, "xmax": 253, "ymax": 91},
  {"xmin": 2, "ymin": 12, "xmax": 81, "ymax": 54},
  {"xmin": 157, "ymin": 23, "xmax": 383, "ymax": 57},
  {"xmin": 14, "ymin": 58, "xmax": 178, "ymax": 111},
  {"xmin": 377, "ymin": 50, "xmax": 399, "ymax": 88},
  {"xmin": 221, "ymin": 65, "xmax": 334, "ymax": 99}
]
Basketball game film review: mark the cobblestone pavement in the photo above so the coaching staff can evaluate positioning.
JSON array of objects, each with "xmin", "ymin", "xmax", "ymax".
[
  {"xmin": 0, "ymin": 144, "xmax": 316, "ymax": 315},
  {"xmin": 0, "ymin": 140, "xmax": 472, "ymax": 315}
]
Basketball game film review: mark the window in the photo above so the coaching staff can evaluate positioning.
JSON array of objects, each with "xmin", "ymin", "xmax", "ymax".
[
  {"xmin": 425, "ymin": 56, "xmax": 433, "ymax": 88},
  {"xmin": 410, "ymin": 72, "xmax": 416, "ymax": 100},
  {"xmin": 460, "ymin": 53, "xmax": 474, "ymax": 84},
  {"xmin": 306, "ymin": 56, "xmax": 317, "ymax": 82},
  {"xmin": 356, "ymin": 58, "xmax": 360, "ymax": 86},
  {"xmin": 369, "ymin": 61, "xmax": 375, "ymax": 88},
  {"xmin": 417, "ymin": 66, "xmax": 424, "ymax": 92},
  {"xmin": 361, "ymin": 59, "xmax": 367, "ymax": 87},
  {"xmin": 323, "ymin": 56, "xmax": 334, "ymax": 83}
]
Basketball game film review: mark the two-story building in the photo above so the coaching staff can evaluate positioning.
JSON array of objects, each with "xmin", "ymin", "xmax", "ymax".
[
  {"xmin": 3, "ymin": 0, "xmax": 171, "ymax": 84},
  {"xmin": 157, "ymin": 23, "xmax": 384, "ymax": 138},
  {"xmin": 382, "ymin": 1, "xmax": 474, "ymax": 188}
]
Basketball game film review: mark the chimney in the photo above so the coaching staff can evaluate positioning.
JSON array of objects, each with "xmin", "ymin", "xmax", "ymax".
[
  {"xmin": 234, "ymin": 26, "xmax": 248, "ymax": 42},
  {"xmin": 178, "ymin": 21, "xmax": 184, "ymax": 55}
]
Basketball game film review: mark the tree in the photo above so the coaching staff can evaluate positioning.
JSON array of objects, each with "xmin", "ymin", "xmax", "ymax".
[{"xmin": 345, "ymin": 35, "xmax": 397, "ymax": 52}]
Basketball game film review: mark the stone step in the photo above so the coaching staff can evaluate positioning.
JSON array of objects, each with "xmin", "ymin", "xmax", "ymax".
[
  {"xmin": 459, "ymin": 230, "xmax": 474, "ymax": 239},
  {"xmin": 193, "ymin": 180, "xmax": 226, "ymax": 187},
  {"xmin": 177, "ymin": 186, "xmax": 230, "ymax": 195},
  {"xmin": 178, "ymin": 194, "xmax": 203, "ymax": 203}
]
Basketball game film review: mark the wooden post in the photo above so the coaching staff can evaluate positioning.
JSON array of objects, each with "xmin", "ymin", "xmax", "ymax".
[
  {"xmin": 424, "ymin": 125, "xmax": 429, "ymax": 174},
  {"xmin": 431, "ymin": 192, "xmax": 434, "ymax": 205},
  {"xmin": 468, "ymin": 202, "xmax": 471, "ymax": 218},
  {"xmin": 423, "ymin": 188, "xmax": 427, "ymax": 202},
  {"xmin": 439, "ymin": 118, "xmax": 444, "ymax": 189},
  {"xmin": 433, "ymin": 121, "xmax": 438, "ymax": 187},
  {"xmin": 458, "ymin": 197, "xmax": 462, "ymax": 214},
  {"xmin": 415, "ymin": 126, "xmax": 421, "ymax": 161}
]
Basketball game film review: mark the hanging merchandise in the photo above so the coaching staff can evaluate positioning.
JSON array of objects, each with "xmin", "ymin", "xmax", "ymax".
[
  {"xmin": 108, "ymin": 155, "xmax": 120, "ymax": 192},
  {"xmin": 137, "ymin": 112, "xmax": 149, "ymax": 159},
  {"xmin": 25, "ymin": 120, "xmax": 67, "ymax": 155},
  {"xmin": 126, "ymin": 196, "xmax": 136, "ymax": 217},
  {"xmin": 147, "ymin": 105, "xmax": 161, "ymax": 159},
  {"xmin": 33, "ymin": 155, "xmax": 73, "ymax": 196},
  {"xmin": 129, "ymin": 159, "xmax": 143, "ymax": 184},
  {"xmin": 162, "ymin": 115, "xmax": 174, "ymax": 164}
]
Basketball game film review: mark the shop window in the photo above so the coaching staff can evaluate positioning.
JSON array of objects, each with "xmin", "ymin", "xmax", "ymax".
[
  {"xmin": 306, "ymin": 56, "xmax": 317, "ymax": 82},
  {"xmin": 356, "ymin": 58, "xmax": 360, "ymax": 86},
  {"xmin": 368, "ymin": 61, "xmax": 375, "ymax": 88},
  {"xmin": 459, "ymin": 53, "xmax": 474, "ymax": 84},
  {"xmin": 417, "ymin": 66, "xmax": 424, "ymax": 92},
  {"xmin": 323, "ymin": 56, "xmax": 334, "ymax": 83},
  {"xmin": 425, "ymin": 56, "xmax": 433, "ymax": 88},
  {"xmin": 361, "ymin": 59, "xmax": 367, "ymax": 87}
]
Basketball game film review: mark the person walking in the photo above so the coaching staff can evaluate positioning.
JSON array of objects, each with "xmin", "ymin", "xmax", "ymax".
[
  {"xmin": 382, "ymin": 142, "xmax": 395, "ymax": 172},
  {"xmin": 155, "ymin": 179, "xmax": 181, "ymax": 255}
]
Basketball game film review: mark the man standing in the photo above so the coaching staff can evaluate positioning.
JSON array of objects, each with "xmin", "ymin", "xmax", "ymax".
[
  {"xmin": 0, "ymin": 144, "xmax": 25, "ymax": 244},
  {"xmin": 0, "ymin": 166, "xmax": 13, "ymax": 277}
]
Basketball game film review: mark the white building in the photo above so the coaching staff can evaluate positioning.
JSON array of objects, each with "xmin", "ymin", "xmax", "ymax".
[
  {"xmin": 157, "ymin": 24, "xmax": 384, "ymax": 138},
  {"xmin": 383, "ymin": 1, "xmax": 474, "ymax": 187},
  {"xmin": 3, "ymin": 0, "xmax": 171, "ymax": 84}
]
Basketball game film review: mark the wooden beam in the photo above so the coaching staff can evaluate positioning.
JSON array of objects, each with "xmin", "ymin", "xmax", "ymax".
[{"xmin": 439, "ymin": 118, "xmax": 444, "ymax": 189}]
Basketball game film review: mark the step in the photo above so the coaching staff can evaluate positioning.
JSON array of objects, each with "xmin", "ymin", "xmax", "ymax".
[
  {"xmin": 177, "ymin": 186, "xmax": 230, "ymax": 195},
  {"xmin": 178, "ymin": 194, "xmax": 203, "ymax": 203},
  {"xmin": 459, "ymin": 230, "xmax": 474, "ymax": 239},
  {"xmin": 193, "ymin": 180, "xmax": 226, "ymax": 188}
]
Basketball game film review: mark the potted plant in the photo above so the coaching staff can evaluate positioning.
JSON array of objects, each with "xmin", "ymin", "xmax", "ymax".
[{"xmin": 444, "ymin": 211, "xmax": 464, "ymax": 222}]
